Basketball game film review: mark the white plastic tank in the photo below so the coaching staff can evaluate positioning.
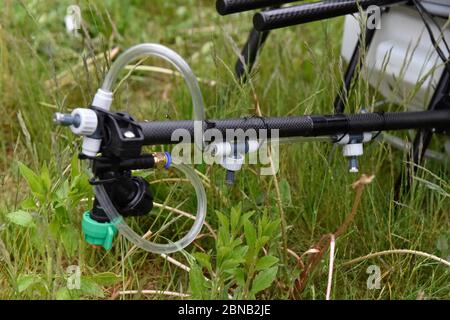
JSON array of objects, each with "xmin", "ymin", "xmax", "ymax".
[{"xmin": 341, "ymin": 1, "xmax": 450, "ymax": 110}]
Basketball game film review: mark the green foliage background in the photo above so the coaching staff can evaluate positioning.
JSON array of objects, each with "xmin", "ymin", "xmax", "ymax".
[{"xmin": 0, "ymin": 0, "xmax": 448, "ymax": 299}]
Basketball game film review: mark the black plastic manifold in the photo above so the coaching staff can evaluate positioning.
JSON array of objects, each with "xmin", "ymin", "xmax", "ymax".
[
  {"xmin": 254, "ymin": 0, "xmax": 406, "ymax": 31},
  {"xmin": 216, "ymin": 0, "xmax": 300, "ymax": 15}
]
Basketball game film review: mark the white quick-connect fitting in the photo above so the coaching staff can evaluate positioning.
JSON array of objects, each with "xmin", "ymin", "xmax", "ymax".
[
  {"xmin": 337, "ymin": 133, "xmax": 372, "ymax": 174},
  {"xmin": 209, "ymin": 140, "xmax": 260, "ymax": 158},
  {"xmin": 82, "ymin": 137, "xmax": 102, "ymax": 157},
  {"xmin": 339, "ymin": 132, "xmax": 373, "ymax": 157},
  {"xmin": 222, "ymin": 154, "xmax": 245, "ymax": 172},
  {"xmin": 209, "ymin": 142, "xmax": 232, "ymax": 158},
  {"xmin": 70, "ymin": 108, "xmax": 98, "ymax": 136},
  {"xmin": 92, "ymin": 88, "xmax": 113, "ymax": 111},
  {"xmin": 343, "ymin": 143, "xmax": 364, "ymax": 157},
  {"xmin": 76, "ymin": 88, "xmax": 113, "ymax": 157},
  {"xmin": 209, "ymin": 140, "xmax": 259, "ymax": 172}
]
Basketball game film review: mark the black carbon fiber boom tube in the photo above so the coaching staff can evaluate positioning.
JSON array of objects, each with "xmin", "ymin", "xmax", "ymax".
[
  {"xmin": 138, "ymin": 110, "xmax": 450, "ymax": 145},
  {"xmin": 253, "ymin": 0, "xmax": 406, "ymax": 31},
  {"xmin": 216, "ymin": 0, "xmax": 300, "ymax": 15}
]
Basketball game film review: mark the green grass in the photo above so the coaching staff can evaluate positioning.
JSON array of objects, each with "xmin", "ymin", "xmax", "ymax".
[{"xmin": 0, "ymin": 0, "xmax": 449, "ymax": 299}]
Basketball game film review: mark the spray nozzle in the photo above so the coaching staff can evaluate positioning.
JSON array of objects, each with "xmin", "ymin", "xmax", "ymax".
[
  {"xmin": 54, "ymin": 43, "xmax": 207, "ymax": 254},
  {"xmin": 335, "ymin": 132, "xmax": 372, "ymax": 173},
  {"xmin": 207, "ymin": 139, "xmax": 259, "ymax": 186}
]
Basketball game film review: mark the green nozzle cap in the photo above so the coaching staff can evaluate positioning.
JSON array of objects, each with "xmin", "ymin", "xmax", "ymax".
[{"xmin": 82, "ymin": 212, "xmax": 117, "ymax": 250}]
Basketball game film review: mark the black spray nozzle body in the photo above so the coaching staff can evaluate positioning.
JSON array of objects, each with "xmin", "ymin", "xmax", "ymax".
[{"xmin": 91, "ymin": 172, "xmax": 153, "ymax": 222}]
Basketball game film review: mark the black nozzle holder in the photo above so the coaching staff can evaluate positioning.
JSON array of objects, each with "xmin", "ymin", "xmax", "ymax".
[
  {"xmin": 253, "ymin": 0, "xmax": 406, "ymax": 31},
  {"xmin": 216, "ymin": 0, "xmax": 300, "ymax": 15}
]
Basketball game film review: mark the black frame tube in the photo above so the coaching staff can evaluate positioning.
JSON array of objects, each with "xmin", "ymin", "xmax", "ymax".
[
  {"xmin": 394, "ymin": 58, "xmax": 450, "ymax": 198},
  {"xmin": 235, "ymin": 25, "xmax": 271, "ymax": 81},
  {"xmin": 411, "ymin": 71, "xmax": 450, "ymax": 165},
  {"xmin": 253, "ymin": 0, "xmax": 405, "ymax": 31},
  {"xmin": 334, "ymin": 19, "xmax": 377, "ymax": 113},
  {"xmin": 138, "ymin": 110, "xmax": 450, "ymax": 145},
  {"xmin": 216, "ymin": 0, "xmax": 299, "ymax": 15}
]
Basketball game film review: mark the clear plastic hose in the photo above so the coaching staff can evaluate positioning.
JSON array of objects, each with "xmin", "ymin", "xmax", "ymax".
[
  {"xmin": 95, "ymin": 163, "xmax": 207, "ymax": 254},
  {"xmin": 101, "ymin": 43, "xmax": 205, "ymax": 122},
  {"xmin": 94, "ymin": 43, "xmax": 207, "ymax": 253}
]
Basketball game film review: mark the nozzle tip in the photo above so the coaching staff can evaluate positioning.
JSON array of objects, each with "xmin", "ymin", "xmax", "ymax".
[
  {"xmin": 53, "ymin": 112, "xmax": 80, "ymax": 127},
  {"xmin": 225, "ymin": 170, "xmax": 235, "ymax": 186},
  {"xmin": 53, "ymin": 112, "xmax": 65, "ymax": 124}
]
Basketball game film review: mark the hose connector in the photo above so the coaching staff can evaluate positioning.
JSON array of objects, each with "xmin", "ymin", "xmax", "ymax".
[
  {"xmin": 92, "ymin": 88, "xmax": 113, "ymax": 111},
  {"xmin": 53, "ymin": 108, "xmax": 98, "ymax": 136},
  {"xmin": 152, "ymin": 152, "xmax": 172, "ymax": 169},
  {"xmin": 69, "ymin": 108, "xmax": 98, "ymax": 136}
]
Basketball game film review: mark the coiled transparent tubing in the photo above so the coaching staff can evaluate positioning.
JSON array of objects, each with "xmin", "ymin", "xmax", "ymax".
[{"xmin": 94, "ymin": 43, "xmax": 207, "ymax": 254}]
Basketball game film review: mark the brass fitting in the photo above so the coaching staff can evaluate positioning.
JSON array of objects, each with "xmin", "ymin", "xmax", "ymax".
[{"xmin": 152, "ymin": 152, "xmax": 170, "ymax": 169}]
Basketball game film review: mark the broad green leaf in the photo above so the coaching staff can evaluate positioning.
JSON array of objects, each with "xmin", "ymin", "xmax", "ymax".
[
  {"xmin": 229, "ymin": 238, "xmax": 243, "ymax": 249},
  {"xmin": 69, "ymin": 174, "xmax": 91, "ymax": 202},
  {"xmin": 80, "ymin": 277, "xmax": 104, "ymax": 298},
  {"xmin": 189, "ymin": 264, "xmax": 209, "ymax": 299},
  {"xmin": 40, "ymin": 163, "xmax": 52, "ymax": 194},
  {"xmin": 56, "ymin": 181, "xmax": 69, "ymax": 202},
  {"xmin": 53, "ymin": 204, "xmax": 69, "ymax": 223},
  {"xmin": 55, "ymin": 287, "xmax": 79, "ymax": 300},
  {"xmin": 244, "ymin": 220, "xmax": 257, "ymax": 247},
  {"xmin": 17, "ymin": 161, "xmax": 46, "ymax": 200},
  {"xmin": 217, "ymin": 245, "xmax": 231, "ymax": 260},
  {"xmin": 257, "ymin": 236, "xmax": 270, "ymax": 249},
  {"xmin": 263, "ymin": 219, "xmax": 280, "ymax": 238},
  {"xmin": 255, "ymin": 256, "xmax": 279, "ymax": 271},
  {"xmin": 216, "ymin": 211, "xmax": 229, "ymax": 231},
  {"xmin": 230, "ymin": 206, "xmax": 241, "ymax": 235},
  {"xmin": 193, "ymin": 252, "xmax": 212, "ymax": 271},
  {"xmin": 20, "ymin": 198, "xmax": 37, "ymax": 210},
  {"xmin": 217, "ymin": 226, "xmax": 230, "ymax": 248},
  {"xmin": 250, "ymin": 266, "xmax": 278, "ymax": 295},
  {"xmin": 6, "ymin": 210, "xmax": 34, "ymax": 227},
  {"xmin": 17, "ymin": 274, "xmax": 42, "ymax": 293},
  {"xmin": 241, "ymin": 211, "xmax": 255, "ymax": 225},
  {"xmin": 234, "ymin": 268, "xmax": 246, "ymax": 287},
  {"xmin": 230, "ymin": 245, "xmax": 248, "ymax": 260},
  {"xmin": 221, "ymin": 258, "xmax": 243, "ymax": 273},
  {"xmin": 255, "ymin": 256, "xmax": 278, "ymax": 271}
]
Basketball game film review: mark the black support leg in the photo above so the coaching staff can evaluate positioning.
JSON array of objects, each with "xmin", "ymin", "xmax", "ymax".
[
  {"xmin": 395, "ymin": 64, "xmax": 450, "ymax": 199},
  {"xmin": 235, "ymin": 27, "xmax": 270, "ymax": 81},
  {"xmin": 334, "ymin": 24, "xmax": 377, "ymax": 113}
]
